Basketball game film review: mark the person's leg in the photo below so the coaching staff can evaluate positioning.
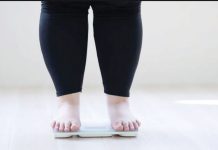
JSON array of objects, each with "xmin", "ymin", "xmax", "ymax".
[
  {"xmin": 92, "ymin": 1, "xmax": 142, "ymax": 131},
  {"xmin": 39, "ymin": 1, "xmax": 90, "ymax": 132}
]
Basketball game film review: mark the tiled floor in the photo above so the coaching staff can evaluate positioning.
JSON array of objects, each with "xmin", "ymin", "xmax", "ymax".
[{"xmin": 0, "ymin": 87, "xmax": 218, "ymax": 150}]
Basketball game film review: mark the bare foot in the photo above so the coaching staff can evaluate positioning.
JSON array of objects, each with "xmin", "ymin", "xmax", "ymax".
[
  {"xmin": 107, "ymin": 95, "xmax": 141, "ymax": 131},
  {"xmin": 52, "ymin": 93, "xmax": 81, "ymax": 132}
]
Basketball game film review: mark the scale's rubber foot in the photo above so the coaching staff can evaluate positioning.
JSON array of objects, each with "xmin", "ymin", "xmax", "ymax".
[{"xmin": 53, "ymin": 125, "xmax": 138, "ymax": 138}]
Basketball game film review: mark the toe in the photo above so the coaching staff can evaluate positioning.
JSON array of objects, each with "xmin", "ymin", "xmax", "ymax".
[
  {"xmin": 59, "ymin": 123, "xmax": 65, "ymax": 132},
  {"xmin": 136, "ymin": 120, "xmax": 141, "ymax": 127},
  {"xmin": 55, "ymin": 122, "xmax": 60, "ymax": 131},
  {"xmin": 129, "ymin": 122, "xmax": 135, "ymax": 131},
  {"xmin": 133, "ymin": 121, "xmax": 139, "ymax": 130},
  {"xmin": 112, "ymin": 121, "xmax": 123, "ymax": 131},
  {"xmin": 64, "ymin": 121, "xmax": 71, "ymax": 132},
  {"xmin": 122, "ymin": 121, "xmax": 129, "ymax": 131},
  {"xmin": 74, "ymin": 125, "xmax": 80, "ymax": 131},
  {"xmin": 71, "ymin": 123, "xmax": 80, "ymax": 132}
]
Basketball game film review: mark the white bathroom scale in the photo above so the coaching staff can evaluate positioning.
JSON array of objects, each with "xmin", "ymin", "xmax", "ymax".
[{"xmin": 53, "ymin": 122, "xmax": 138, "ymax": 138}]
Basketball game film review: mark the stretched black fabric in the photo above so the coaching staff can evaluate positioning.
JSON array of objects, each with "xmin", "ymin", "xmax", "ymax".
[{"xmin": 39, "ymin": 1, "xmax": 143, "ymax": 97}]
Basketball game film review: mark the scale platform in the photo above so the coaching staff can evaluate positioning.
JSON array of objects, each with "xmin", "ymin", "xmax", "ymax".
[{"xmin": 53, "ymin": 123, "xmax": 138, "ymax": 138}]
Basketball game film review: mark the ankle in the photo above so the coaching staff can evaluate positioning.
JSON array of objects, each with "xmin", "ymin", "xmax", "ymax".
[
  {"xmin": 106, "ymin": 94, "xmax": 129, "ymax": 105},
  {"xmin": 58, "ymin": 93, "xmax": 80, "ymax": 105}
]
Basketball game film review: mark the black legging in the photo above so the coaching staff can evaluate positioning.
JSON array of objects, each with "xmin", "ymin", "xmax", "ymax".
[{"xmin": 39, "ymin": 1, "xmax": 143, "ymax": 97}]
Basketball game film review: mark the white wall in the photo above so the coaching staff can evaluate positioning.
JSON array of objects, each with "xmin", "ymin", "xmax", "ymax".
[{"xmin": 0, "ymin": 1, "xmax": 218, "ymax": 89}]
